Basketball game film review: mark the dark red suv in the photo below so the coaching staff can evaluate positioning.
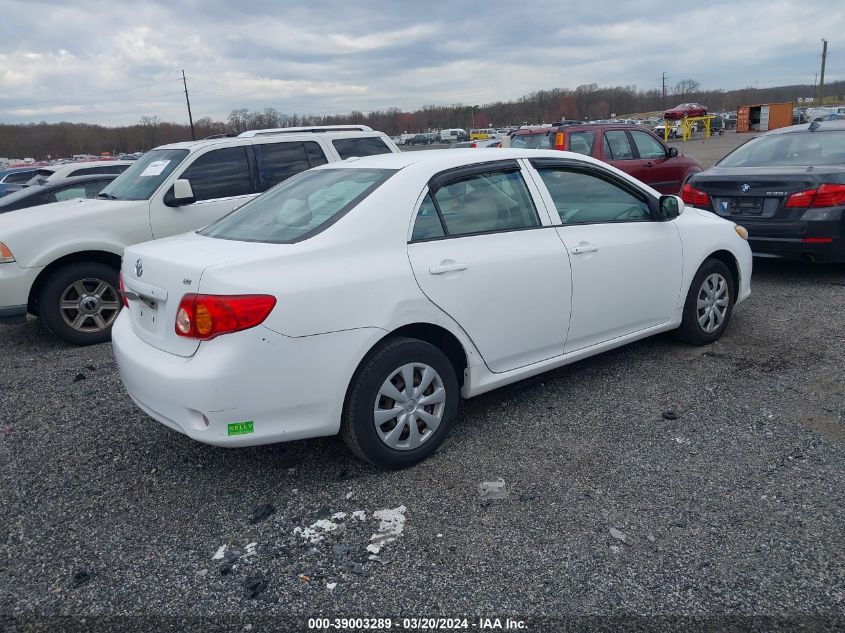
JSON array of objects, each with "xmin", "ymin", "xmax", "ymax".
[{"xmin": 508, "ymin": 124, "xmax": 702, "ymax": 194}]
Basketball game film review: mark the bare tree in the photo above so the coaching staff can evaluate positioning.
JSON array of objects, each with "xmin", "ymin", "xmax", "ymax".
[{"xmin": 674, "ymin": 79, "xmax": 701, "ymax": 97}]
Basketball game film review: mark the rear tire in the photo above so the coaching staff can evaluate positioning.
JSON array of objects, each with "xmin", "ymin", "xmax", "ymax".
[
  {"xmin": 675, "ymin": 258, "xmax": 735, "ymax": 345},
  {"xmin": 39, "ymin": 262, "xmax": 121, "ymax": 345},
  {"xmin": 341, "ymin": 337, "xmax": 459, "ymax": 468}
]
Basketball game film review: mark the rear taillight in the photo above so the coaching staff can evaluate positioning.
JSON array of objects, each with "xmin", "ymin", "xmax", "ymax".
[
  {"xmin": 470, "ymin": 142, "xmax": 477, "ymax": 148},
  {"xmin": 681, "ymin": 183, "xmax": 710, "ymax": 207},
  {"xmin": 119, "ymin": 273, "xmax": 128, "ymax": 308},
  {"xmin": 554, "ymin": 132, "xmax": 566, "ymax": 151},
  {"xmin": 175, "ymin": 294, "xmax": 276, "ymax": 340},
  {"xmin": 786, "ymin": 183, "xmax": 845, "ymax": 208},
  {"xmin": 785, "ymin": 188, "xmax": 816, "ymax": 208}
]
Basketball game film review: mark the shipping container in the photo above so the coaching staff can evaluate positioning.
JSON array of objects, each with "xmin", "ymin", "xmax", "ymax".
[{"xmin": 736, "ymin": 102, "xmax": 793, "ymax": 133}]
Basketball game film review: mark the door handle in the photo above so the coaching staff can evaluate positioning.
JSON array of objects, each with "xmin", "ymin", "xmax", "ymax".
[
  {"xmin": 645, "ymin": 162, "xmax": 654, "ymax": 167},
  {"xmin": 429, "ymin": 262, "xmax": 468, "ymax": 275},
  {"xmin": 571, "ymin": 245, "xmax": 599, "ymax": 255}
]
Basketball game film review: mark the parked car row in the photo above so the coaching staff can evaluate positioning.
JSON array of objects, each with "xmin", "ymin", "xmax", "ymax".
[{"xmin": 505, "ymin": 123, "xmax": 703, "ymax": 195}]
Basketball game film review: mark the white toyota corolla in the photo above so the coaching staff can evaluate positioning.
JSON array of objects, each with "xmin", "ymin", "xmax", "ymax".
[{"xmin": 113, "ymin": 149, "xmax": 752, "ymax": 468}]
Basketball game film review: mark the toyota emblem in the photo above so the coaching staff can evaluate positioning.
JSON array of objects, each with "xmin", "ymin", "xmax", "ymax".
[
  {"xmin": 740, "ymin": 183, "xmax": 751, "ymax": 193},
  {"xmin": 135, "ymin": 258, "xmax": 143, "ymax": 277}
]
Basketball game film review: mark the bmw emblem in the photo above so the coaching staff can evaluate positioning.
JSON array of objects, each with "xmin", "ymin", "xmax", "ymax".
[
  {"xmin": 740, "ymin": 183, "xmax": 751, "ymax": 193},
  {"xmin": 135, "ymin": 258, "xmax": 143, "ymax": 277}
]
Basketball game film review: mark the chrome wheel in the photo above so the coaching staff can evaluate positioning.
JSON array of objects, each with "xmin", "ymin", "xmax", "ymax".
[
  {"xmin": 373, "ymin": 363, "xmax": 446, "ymax": 451},
  {"xmin": 59, "ymin": 278, "xmax": 121, "ymax": 333},
  {"xmin": 696, "ymin": 273, "xmax": 729, "ymax": 333}
]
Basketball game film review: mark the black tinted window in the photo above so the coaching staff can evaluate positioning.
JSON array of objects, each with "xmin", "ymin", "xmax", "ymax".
[
  {"xmin": 305, "ymin": 142, "xmax": 328, "ymax": 167},
  {"xmin": 68, "ymin": 165, "xmax": 127, "ymax": 177},
  {"xmin": 332, "ymin": 137, "xmax": 391, "ymax": 159},
  {"xmin": 180, "ymin": 147, "xmax": 252, "ymax": 201},
  {"xmin": 3, "ymin": 171, "xmax": 36, "ymax": 184},
  {"xmin": 254, "ymin": 142, "xmax": 311, "ymax": 191}
]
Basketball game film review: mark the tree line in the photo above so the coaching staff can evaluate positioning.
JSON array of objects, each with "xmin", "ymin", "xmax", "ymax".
[{"xmin": 2, "ymin": 79, "xmax": 842, "ymax": 160}]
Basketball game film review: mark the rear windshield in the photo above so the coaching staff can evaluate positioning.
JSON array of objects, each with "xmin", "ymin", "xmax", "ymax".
[
  {"xmin": 718, "ymin": 131, "xmax": 845, "ymax": 167},
  {"xmin": 511, "ymin": 133, "xmax": 551, "ymax": 149},
  {"xmin": 199, "ymin": 168, "xmax": 395, "ymax": 243},
  {"xmin": 98, "ymin": 149, "xmax": 188, "ymax": 200}
]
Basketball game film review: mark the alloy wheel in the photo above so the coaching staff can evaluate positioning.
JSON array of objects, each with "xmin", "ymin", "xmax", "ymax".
[
  {"xmin": 59, "ymin": 278, "xmax": 121, "ymax": 333},
  {"xmin": 373, "ymin": 363, "xmax": 446, "ymax": 451}
]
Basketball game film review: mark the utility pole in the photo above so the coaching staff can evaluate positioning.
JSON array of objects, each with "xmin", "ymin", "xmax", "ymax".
[
  {"xmin": 182, "ymin": 69, "xmax": 195, "ymax": 140},
  {"xmin": 661, "ymin": 72, "xmax": 668, "ymax": 110},
  {"xmin": 817, "ymin": 39, "xmax": 828, "ymax": 106}
]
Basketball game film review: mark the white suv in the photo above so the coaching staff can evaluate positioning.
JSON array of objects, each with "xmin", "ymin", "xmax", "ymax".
[{"xmin": 0, "ymin": 127, "xmax": 399, "ymax": 344}]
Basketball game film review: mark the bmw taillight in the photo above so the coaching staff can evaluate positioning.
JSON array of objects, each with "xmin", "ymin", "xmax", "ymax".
[
  {"xmin": 175, "ymin": 294, "xmax": 276, "ymax": 340},
  {"xmin": 786, "ymin": 183, "xmax": 845, "ymax": 208},
  {"xmin": 681, "ymin": 183, "xmax": 711, "ymax": 207}
]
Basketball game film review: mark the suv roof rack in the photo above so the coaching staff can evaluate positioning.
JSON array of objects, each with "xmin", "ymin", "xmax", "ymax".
[{"xmin": 238, "ymin": 125, "xmax": 373, "ymax": 138}]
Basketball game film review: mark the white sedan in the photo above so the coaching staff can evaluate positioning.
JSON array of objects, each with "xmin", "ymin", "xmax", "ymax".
[{"xmin": 112, "ymin": 149, "xmax": 752, "ymax": 468}]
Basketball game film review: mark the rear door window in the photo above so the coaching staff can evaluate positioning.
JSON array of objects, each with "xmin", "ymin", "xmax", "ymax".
[
  {"xmin": 179, "ymin": 147, "xmax": 253, "ymax": 201},
  {"xmin": 410, "ymin": 194, "xmax": 446, "ymax": 241},
  {"xmin": 332, "ymin": 137, "xmax": 392, "ymax": 159},
  {"xmin": 430, "ymin": 170, "xmax": 540, "ymax": 237},
  {"xmin": 603, "ymin": 131, "xmax": 635, "ymax": 160},
  {"xmin": 254, "ymin": 142, "xmax": 311, "ymax": 191}
]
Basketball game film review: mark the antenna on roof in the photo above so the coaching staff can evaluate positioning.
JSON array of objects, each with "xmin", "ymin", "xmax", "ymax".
[{"xmin": 808, "ymin": 120, "xmax": 821, "ymax": 132}]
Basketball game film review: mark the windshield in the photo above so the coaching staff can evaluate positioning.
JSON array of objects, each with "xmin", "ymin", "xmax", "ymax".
[
  {"xmin": 511, "ymin": 134, "xmax": 551, "ymax": 149},
  {"xmin": 717, "ymin": 131, "xmax": 845, "ymax": 167},
  {"xmin": 199, "ymin": 168, "xmax": 395, "ymax": 243},
  {"xmin": 97, "ymin": 149, "xmax": 188, "ymax": 200}
]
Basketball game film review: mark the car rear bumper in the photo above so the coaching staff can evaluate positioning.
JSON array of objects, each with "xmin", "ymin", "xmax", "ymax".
[
  {"xmin": 112, "ymin": 312, "xmax": 385, "ymax": 447},
  {"xmin": 743, "ymin": 215, "xmax": 845, "ymax": 263}
]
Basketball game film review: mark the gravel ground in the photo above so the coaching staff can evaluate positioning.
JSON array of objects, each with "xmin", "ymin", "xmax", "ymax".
[{"xmin": 2, "ymin": 138, "xmax": 844, "ymax": 632}]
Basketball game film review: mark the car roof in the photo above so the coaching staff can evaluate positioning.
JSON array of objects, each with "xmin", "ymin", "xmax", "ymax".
[
  {"xmin": 311, "ymin": 148, "xmax": 610, "ymax": 172},
  {"xmin": 512, "ymin": 123, "xmax": 644, "ymax": 135},
  {"xmin": 0, "ymin": 166, "xmax": 38, "ymax": 175},
  {"xmin": 157, "ymin": 130, "xmax": 389, "ymax": 151},
  {"xmin": 764, "ymin": 120, "xmax": 845, "ymax": 135}
]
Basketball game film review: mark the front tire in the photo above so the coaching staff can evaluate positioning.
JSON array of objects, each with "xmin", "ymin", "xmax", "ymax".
[
  {"xmin": 39, "ymin": 262, "xmax": 121, "ymax": 345},
  {"xmin": 675, "ymin": 258, "xmax": 735, "ymax": 345},
  {"xmin": 341, "ymin": 337, "xmax": 459, "ymax": 468}
]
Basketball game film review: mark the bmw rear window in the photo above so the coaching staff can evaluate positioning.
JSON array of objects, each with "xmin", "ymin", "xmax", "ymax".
[
  {"xmin": 199, "ymin": 168, "xmax": 395, "ymax": 243},
  {"xmin": 718, "ymin": 131, "xmax": 845, "ymax": 167}
]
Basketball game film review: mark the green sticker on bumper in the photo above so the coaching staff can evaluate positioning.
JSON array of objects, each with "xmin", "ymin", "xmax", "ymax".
[{"xmin": 228, "ymin": 421, "xmax": 254, "ymax": 436}]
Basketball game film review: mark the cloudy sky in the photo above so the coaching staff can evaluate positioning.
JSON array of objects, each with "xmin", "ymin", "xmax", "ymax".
[{"xmin": 0, "ymin": 0, "xmax": 842, "ymax": 126}]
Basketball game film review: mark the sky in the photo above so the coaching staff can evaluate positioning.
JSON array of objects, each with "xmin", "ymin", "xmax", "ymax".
[{"xmin": 0, "ymin": 0, "xmax": 842, "ymax": 126}]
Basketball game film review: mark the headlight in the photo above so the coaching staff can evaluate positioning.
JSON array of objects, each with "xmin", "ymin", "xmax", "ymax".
[
  {"xmin": 734, "ymin": 225, "xmax": 748, "ymax": 240},
  {"xmin": 0, "ymin": 242, "xmax": 15, "ymax": 263}
]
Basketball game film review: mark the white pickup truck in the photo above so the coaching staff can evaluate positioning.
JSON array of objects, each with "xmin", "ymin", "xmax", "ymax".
[{"xmin": 0, "ymin": 127, "xmax": 399, "ymax": 344}]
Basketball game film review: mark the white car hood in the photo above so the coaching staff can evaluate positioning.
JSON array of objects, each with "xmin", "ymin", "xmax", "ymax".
[{"xmin": 0, "ymin": 198, "xmax": 141, "ymax": 237}]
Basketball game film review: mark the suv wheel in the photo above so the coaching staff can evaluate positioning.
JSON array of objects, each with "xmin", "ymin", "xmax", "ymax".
[{"xmin": 40, "ymin": 262, "xmax": 121, "ymax": 345}]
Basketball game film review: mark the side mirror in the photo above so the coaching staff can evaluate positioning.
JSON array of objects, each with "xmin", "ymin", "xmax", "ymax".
[
  {"xmin": 667, "ymin": 147, "xmax": 679, "ymax": 158},
  {"xmin": 164, "ymin": 179, "xmax": 196, "ymax": 207},
  {"xmin": 658, "ymin": 195, "xmax": 684, "ymax": 220}
]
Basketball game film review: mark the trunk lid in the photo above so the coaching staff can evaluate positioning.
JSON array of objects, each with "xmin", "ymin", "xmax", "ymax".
[
  {"xmin": 693, "ymin": 165, "xmax": 845, "ymax": 221},
  {"xmin": 121, "ymin": 232, "xmax": 283, "ymax": 356}
]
